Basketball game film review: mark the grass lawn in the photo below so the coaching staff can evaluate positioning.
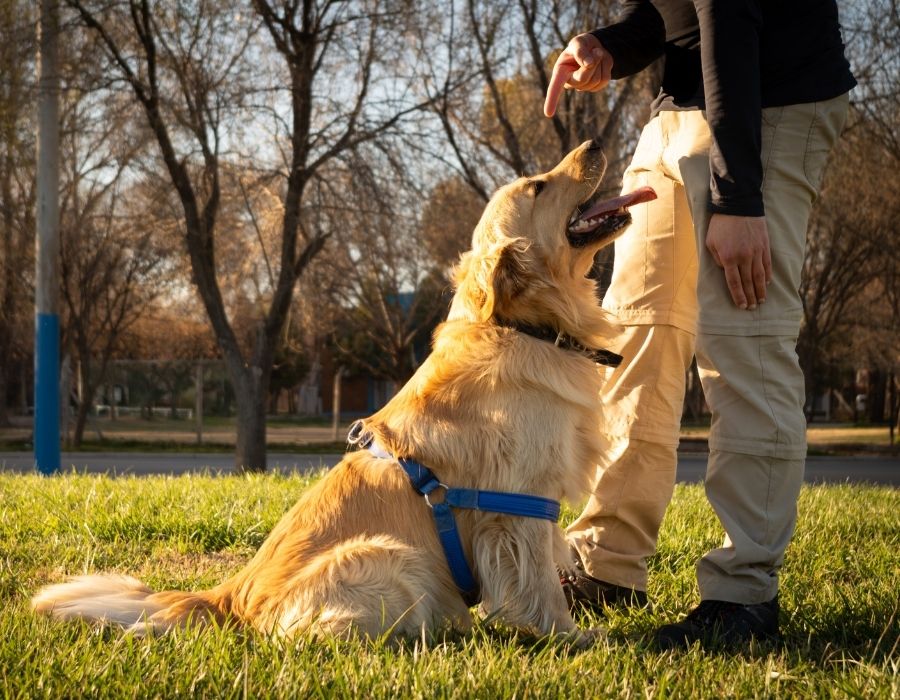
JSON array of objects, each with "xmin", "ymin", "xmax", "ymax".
[{"xmin": 1, "ymin": 473, "xmax": 897, "ymax": 698}]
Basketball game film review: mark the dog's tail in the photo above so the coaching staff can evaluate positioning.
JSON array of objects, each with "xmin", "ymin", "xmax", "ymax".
[{"xmin": 31, "ymin": 574, "xmax": 226, "ymax": 635}]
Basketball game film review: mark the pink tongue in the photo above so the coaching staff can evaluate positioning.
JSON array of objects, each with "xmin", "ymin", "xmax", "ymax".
[{"xmin": 577, "ymin": 186, "xmax": 657, "ymax": 221}]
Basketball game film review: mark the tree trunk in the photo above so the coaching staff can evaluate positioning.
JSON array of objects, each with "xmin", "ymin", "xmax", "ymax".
[
  {"xmin": 73, "ymin": 393, "xmax": 90, "ymax": 447},
  {"xmin": 0, "ymin": 148, "xmax": 14, "ymax": 427},
  {"xmin": 889, "ymin": 372, "xmax": 898, "ymax": 446},
  {"xmin": 868, "ymin": 370, "xmax": 886, "ymax": 423},
  {"xmin": 682, "ymin": 360, "xmax": 705, "ymax": 422},
  {"xmin": 0, "ymin": 243, "xmax": 11, "ymax": 424},
  {"xmin": 0, "ymin": 359, "xmax": 9, "ymax": 427},
  {"xmin": 804, "ymin": 364, "xmax": 819, "ymax": 423},
  {"xmin": 108, "ymin": 382, "xmax": 117, "ymax": 421},
  {"xmin": 19, "ymin": 363, "xmax": 28, "ymax": 415},
  {"xmin": 195, "ymin": 362, "xmax": 203, "ymax": 445},
  {"xmin": 71, "ymin": 352, "xmax": 98, "ymax": 447},
  {"xmin": 59, "ymin": 354, "xmax": 72, "ymax": 447},
  {"xmin": 233, "ymin": 364, "xmax": 269, "ymax": 473}
]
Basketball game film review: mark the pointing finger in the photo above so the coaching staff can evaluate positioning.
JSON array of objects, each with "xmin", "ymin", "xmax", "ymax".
[{"xmin": 544, "ymin": 55, "xmax": 577, "ymax": 117}]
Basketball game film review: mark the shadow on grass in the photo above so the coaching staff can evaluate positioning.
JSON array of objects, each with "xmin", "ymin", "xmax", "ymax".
[
  {"xmin": 559, "ymin": 593, "xmax": 900, "ymax": 667},
  {"xmin": 610, "ymin": 611, "xmax": 900, "ymax": 666},
  {"xmin": 781, "ymin": 603, "xmax": 900, "ymax": 665}
]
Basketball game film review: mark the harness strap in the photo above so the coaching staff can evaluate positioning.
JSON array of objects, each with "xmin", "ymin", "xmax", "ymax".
[
  {"xmin": 443, "ymin": 487, "xmax": 561, "ymax": 520},
  {"xmin": 358, "ymin": 433, "xmax": 560, "ymax": 608}
]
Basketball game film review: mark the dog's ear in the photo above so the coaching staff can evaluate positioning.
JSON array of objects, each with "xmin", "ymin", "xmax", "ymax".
[
  {"xmin": 451, "ymin": 237, "xmax": 534, "ymax": 322},
  {"xmin": 487, "ymin": 237, "xmax": 534, "ymax": 319}
]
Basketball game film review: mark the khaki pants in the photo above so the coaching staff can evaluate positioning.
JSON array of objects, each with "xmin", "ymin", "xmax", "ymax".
[{"xmin": 568, "ymin": 95, "xmax": 849, "ymax": 603}]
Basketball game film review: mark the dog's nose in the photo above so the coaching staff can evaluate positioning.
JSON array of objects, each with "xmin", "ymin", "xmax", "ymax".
[{"xmin": 586, "ymin": 138, "xmax": 603, "ymax": 151}]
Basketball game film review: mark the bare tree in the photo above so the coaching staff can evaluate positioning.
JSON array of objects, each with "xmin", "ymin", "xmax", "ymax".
[
  {"xmin": 67, "ymin": 0, "xmax": 433, "ymax": 471},
  {"xmin": 0, "ymin": 0, "xmax": 36, "ymax": 425},
  {"xmin": 51, "ymin": 26, "xmax": 167, "ymax": 445},
  {"xmin": 798, "ymin": 120, "xmax": 900, "ymax": 420},
  {"xmin": 845, "ymin": 0, "xmax": 900, "ymax": 163},
  {"xmin": 59, "ymin": 192, "xmax": 168, "ymax": 445},
  {"xmin": 798, "ymin": 0, "xmax": 900, "ymax": 426}
]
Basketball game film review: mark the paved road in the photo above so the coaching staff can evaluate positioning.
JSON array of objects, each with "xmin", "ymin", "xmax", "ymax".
[{"xmin": 1, "ymin": 451, "xmax": 898, "ymax": 485}]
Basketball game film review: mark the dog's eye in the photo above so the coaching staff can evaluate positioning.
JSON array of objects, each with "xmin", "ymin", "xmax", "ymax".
[{"xmin": 531, "ymin": 180, "xmax": 546, "ymax": 197}]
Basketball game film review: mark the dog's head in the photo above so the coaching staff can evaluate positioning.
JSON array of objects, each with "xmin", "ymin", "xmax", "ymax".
[{"xmin": 449, "ymin": 140, "xmax": 655, "ymax": 330}]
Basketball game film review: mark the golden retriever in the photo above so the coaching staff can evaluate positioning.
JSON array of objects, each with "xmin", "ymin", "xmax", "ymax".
[{"xmin": 32, "ymin": 140, "xmax": 654, "ymax": 645}]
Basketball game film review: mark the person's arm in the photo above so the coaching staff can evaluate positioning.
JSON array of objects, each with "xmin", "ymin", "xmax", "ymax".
[
  {"xmin": 591, "ymin": 0, "xmax": 666, "ymax": 79},
  {"xmin": 695, "ymin": 0, "xmax": 764, "ymax": 217},
  {"xmin": 544, "ymin": 1, "xmax": 664, "ymax": 117},
  {"xmin": 695, "ymin": 0, "xmax": 771, "ymax": 310}
]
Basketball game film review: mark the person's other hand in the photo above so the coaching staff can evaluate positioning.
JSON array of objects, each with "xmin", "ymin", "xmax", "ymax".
[
  {"xmin": 544, "ymin": 33, "xmax": 613, "ymax": 117},
  {"xmin": 705, "ymin": 214, "xmax": 773, "ymax": 309}
]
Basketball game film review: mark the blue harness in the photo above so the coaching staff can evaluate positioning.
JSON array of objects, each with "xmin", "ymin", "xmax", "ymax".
[{"xmin": 349, "ymin": 424, "xmax": 561, "ymax": 607}]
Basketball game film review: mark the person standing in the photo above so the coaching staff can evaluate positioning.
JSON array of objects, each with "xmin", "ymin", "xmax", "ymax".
[{"xmin": 544, "ymin": 0, "xmax": 855, "ymax": 648}]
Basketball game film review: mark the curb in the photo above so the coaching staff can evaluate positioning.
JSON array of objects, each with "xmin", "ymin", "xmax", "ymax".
[{"xmin": 677, "ymin": 438, "xmax": 899, "ymax": 457}]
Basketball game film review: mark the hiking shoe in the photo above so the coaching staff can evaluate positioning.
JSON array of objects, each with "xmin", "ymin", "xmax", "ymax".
[
  {"xmin": 558, "ymin": 547, "xmax": 648, "ymax": 613},
  {"xmin": 654, "ymin": 597, "xmax": 781, "ymax": 650}
]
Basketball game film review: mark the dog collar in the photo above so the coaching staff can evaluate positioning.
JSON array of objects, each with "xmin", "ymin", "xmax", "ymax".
[
  {"xmin": 494, "ymin": 319, "xmax": 623, "ymax": 367},
  {"xmin": 348, "ymin": 423, "xmax": 561, "ymax": 607}
]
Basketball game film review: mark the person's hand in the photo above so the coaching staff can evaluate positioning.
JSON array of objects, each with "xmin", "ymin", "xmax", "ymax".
[
  {"xmin": 544, "ymin": 33, "xmax": 613, "ymax": 117},
  {"xmin": 705, "ymin": 214, "xmax": 773, "ymax": 309}
]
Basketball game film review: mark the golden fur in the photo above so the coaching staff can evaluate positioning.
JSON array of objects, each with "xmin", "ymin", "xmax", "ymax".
[{"xmin": 33, "ymin": 141, "xmax": 626, "ymax": 645}]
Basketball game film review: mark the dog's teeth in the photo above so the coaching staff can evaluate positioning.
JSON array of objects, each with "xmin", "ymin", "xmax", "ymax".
[{"xmin": 569, "ymin": 209, "xmax": 624, "ymax": 235}]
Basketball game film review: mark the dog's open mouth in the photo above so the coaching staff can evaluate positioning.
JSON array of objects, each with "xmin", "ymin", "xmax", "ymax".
[{"xmin": 566, "ymin": 186, "xmax": 657, "ymax": 247}]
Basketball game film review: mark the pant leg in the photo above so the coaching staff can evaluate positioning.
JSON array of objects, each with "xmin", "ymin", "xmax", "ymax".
[
  {"xmin": 566, "ymin": 329, "xmax": 693, "ymax": 590},
  {"xmin": 567, "ymin": 112, "xmax": 705, "ymax": 590},
  {"xmin": 694, "ymin": 95, "xmax": 850, "ymax": 603},
  {"xmin": 695, "ymin": 336, "xmax": 807, "ymax": 603}
]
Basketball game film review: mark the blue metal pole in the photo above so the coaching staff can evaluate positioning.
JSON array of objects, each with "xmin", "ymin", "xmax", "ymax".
[
  {"xmin": 34, "ymin": 314, "xmax": 60, "ymax": 474},
  {"xmin": 34, "ymin": 0, "xmax": 60, "ymax": 475}
]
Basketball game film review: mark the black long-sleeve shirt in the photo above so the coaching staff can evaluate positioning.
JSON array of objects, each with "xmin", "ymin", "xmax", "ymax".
[{"xmin": 592, "ymin": 0, "xmax": 856, "ymax": 217}]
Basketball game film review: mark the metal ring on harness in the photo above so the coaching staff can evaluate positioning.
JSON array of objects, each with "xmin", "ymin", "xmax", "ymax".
[
  {"xmin": 346, "ymin": 419, "xmax": 366, "ymax": 446},
  {"xmin": 423, "ymin": 483, "xmax": 449, "ymax": 508}
]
